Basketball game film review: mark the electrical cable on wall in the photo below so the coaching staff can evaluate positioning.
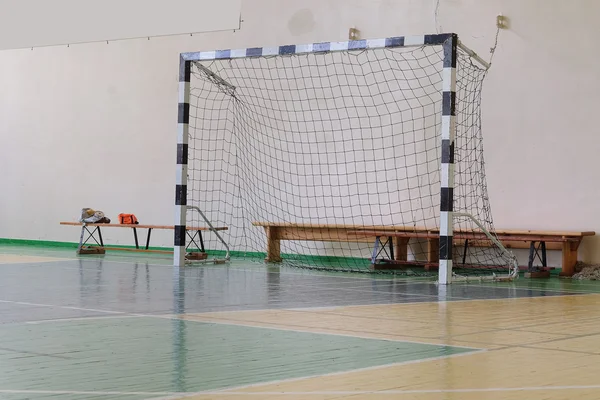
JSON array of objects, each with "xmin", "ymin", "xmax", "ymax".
[
  {"xmin": 434, "ymin": 0, "xmax": 502, "ymax": 70},
  {"xmin": 487, "ymin": 25, "xmax": 501, "ymax": 68},
  {"xmin": 434, "ymin": 0, "xmax": 442, "ymax": 34}
]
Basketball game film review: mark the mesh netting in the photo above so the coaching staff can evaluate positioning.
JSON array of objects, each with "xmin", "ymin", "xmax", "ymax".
[
  {"xmin": 572, "ymin": 262, "xmax": 600, "ymax": 280},
  {"xmin": 185, "ymin": 41, "xmax": 517, "ymax": 278}
]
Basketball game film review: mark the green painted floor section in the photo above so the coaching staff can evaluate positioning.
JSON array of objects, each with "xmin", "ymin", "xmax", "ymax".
[{"xmin": 0, "ymin": 317, "xmax": 474, "ymax": 399}]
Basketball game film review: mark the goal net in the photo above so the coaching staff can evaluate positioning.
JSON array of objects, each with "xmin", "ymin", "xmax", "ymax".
[{"xmin": 176, "ymin": 34, "xmax": 518, "ymax": 283}]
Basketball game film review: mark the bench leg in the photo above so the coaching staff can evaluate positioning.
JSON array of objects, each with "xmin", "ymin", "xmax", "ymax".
[
  {"xmin": 184, "ymin": 230, "xmax": 209, "ymax": 261},
  {"xmin": 145, "ymin": 228, "xmax": 152, "ymax": 250},
  {"xmin": 265, "ymin": 227, "xmax": 282, "ymax": 263},
  {"xmin": 197, "ymin": 230, "xmax": 205, "ymax": 252},
  {"xmin": 184, "ymin": 230, "xmax": 206, "ymax": 253},
  {"xmin": 426, "ymin": 238, "xmax": 439, "ymax": 270},
  {"xmin": 132, "ymin": 227, "xmax": 139, "ymax": 249},
  {"xmin": 394, "ymin": 237, "xmax": 409, "ymax": 261},
  {"xmin": 560, "ymin": 241, "xmax": 579, "ymax": 277},
  {"xmin": 525, "ymin": 240, "xmax": 551, "ymax": 278},
  {"xmin": 76, "ymin": 225, "xmax": 105, "ymax": 255},
  {"xmin": 97, "ymin": 227, "xmax": 104, "ymax": 246},
  {"xmin": 528, "ymin": 241, "xmax": 536, "ymax": 271},
  {"xmin": 371, "ymin": 236, "xmax": 381, "ymax": 264},
  {"xmin": 77, "ymin": 226, "xmax": 86, "ymax": 252},
  {"xmin": 461, "ymin": 239, "xmax": 469, "ymax": 265},
  {"xmin": 541, "ymin": 241, "xmax": 547, "ymax": 267}
]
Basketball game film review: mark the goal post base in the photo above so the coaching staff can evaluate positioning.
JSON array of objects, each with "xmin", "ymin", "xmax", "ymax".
[{"xmin": 524, "ymin": 271, "xmax": 551, "ymax": 279}]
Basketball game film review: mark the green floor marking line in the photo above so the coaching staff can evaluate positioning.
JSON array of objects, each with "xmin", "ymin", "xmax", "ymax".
[{"xmin": 0, "ymin": 317, "xmax": 476, "ymax": 395}]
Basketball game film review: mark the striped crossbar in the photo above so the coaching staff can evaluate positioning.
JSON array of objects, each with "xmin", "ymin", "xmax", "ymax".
[{"xmin": 180, "ymin": 33, "xmax": 455, "ymax": 61}]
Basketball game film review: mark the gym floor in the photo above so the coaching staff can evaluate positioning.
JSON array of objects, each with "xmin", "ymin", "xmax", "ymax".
[{"xmin": 1, "ymin": 245, "xmax": 600, "ymax": 400}]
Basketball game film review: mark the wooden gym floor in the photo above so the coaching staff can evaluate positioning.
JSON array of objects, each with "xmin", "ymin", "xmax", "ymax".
[{"xmin": 2, "ymin": 245, "xmax": 600, "ymax": 399}]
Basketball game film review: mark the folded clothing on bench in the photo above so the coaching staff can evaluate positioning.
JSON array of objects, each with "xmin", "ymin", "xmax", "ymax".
[{"xmin": 79, "ymin": 208, "xmax": 110, "ymax": 224}]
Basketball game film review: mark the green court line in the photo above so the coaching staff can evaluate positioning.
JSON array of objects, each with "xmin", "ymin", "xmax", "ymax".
[
  {"xmin": 0, "ymin": 238, "xmax": 80, "ymax": 249},
  {"xmin": 0, "ymin": 237, "xmax": 168, "ymax": 252}
]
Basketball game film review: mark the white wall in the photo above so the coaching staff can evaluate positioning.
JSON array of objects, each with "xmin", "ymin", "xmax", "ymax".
[
  {"xmin": 1, "ymin": 0, "xmax": 599, "ymax": 263},
  {"xmin": 0, "ymin": 0, "xmax": 242, "ymax": 50}
]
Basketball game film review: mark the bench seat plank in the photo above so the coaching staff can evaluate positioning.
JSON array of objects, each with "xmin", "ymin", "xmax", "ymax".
[
  {"xmin": 252, "ymin": 221, "xmax": 430, "ymax": 232},
  {"xmin": 349, "ymin": 230, "xmax": 581, "ymax": 243},
  {"xmin": 60, "ymin": 222, "xmax": 228, "ymax": 231},
  {"xmin": 488, "ymin": 229, "xmax": 595, "ymax": 237},
  {"xmin": 254, "ymin": 222, "xmax": 593, "ymax": 238}
]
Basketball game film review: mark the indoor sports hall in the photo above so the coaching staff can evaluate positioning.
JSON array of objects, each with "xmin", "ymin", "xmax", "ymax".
[{"xmin": 1, "ymin": 1, "xmax": 600, "ymax": 399}]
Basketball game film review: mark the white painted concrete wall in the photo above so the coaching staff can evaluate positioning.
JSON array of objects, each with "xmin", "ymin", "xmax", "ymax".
[
  {"xmin": 1, "ymin": 0, "xmax": 599, "ymax": 265},
  {"xmin": 0, "ymin": 0, "xmax": 242, "ymax": 50}
]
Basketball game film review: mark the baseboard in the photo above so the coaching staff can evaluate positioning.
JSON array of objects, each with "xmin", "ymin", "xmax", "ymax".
[{"xmin": 0, "ymin": 237, "xmax": 171, "ymax": 252}]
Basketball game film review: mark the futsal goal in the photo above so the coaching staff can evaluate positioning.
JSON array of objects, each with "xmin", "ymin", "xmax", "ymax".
[{"xmin": 174, "ymin": 33, "xmax": 519, "ymax": 284}]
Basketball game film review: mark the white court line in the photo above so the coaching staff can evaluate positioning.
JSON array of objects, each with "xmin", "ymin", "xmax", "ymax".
[
  {"xmin": 0, "ymin": 300, "xmax": 127, "ymax": 315},
  {"xmin": 147, "ymin": 350, "xmax": 487, "ymax": 400},
  {"xmin": 201, "ymin": 385, "xmax": 600, "ymax": 395},
  {"xmin": 0, "ymin": 257, "xmax": 76, "ymax": 266},
  {"xmin": 0, "ymin": 389, "xmax": 176, "ymax": 396},
  {"xmin": 2, "ymin": 384, "xmax": 600, "ymax": 398},
  {"xmin": 26, "ymin": 315, "xmax": 143, "ymax": 325},
  {"xmin": 151, "ymin": 385, "xmax": 600, "ymax": 397}
]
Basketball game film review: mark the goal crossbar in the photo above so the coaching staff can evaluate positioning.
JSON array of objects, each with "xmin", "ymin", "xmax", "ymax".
[{"xmin": 181, "ymin": 34, "xmax": 457, "ymax": 62}]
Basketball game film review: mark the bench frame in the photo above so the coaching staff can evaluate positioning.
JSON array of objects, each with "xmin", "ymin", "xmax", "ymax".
[
  {"xmin": 60, "ymin": 221, "xmax": 230, "ymax": 263},
  {"xmin": 355, "ymin": 230, "xmax": 584, "ymax": 276},
  {"xmin": 253, "ymin": 222, "xmax": 594, "ymax": 277}
]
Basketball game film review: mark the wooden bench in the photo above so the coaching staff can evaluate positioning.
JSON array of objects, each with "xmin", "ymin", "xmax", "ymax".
[
  {"xmin": 60, "ymin": 222, "xmax": 228, "ymax": 257},
  {"xmin": 252, "ymin": 222, "xmax": 594, "ymax": 276},
  {"xmin": 252, "ymin": 222, "xmax": 421, "ymax": 262}
]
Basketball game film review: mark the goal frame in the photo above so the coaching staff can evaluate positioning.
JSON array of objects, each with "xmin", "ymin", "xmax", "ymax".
[{"xmin": 174, "ymin": 33, "xmax": 487, "ymax": 284}]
